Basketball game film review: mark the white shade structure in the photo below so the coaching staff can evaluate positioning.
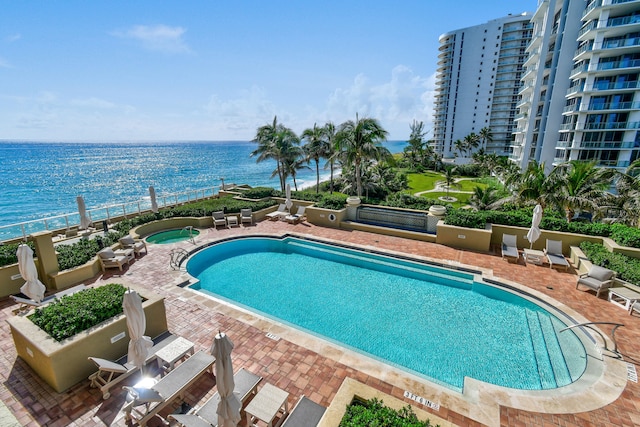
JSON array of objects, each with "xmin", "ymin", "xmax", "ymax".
[
  {"xmin": 211, "ymin": 332, "xmax": 241, "ymax": 427},
  {"xmin": 149, "ymin": 186, "xmax": 158, "ymax": 213},
  {"xmin": 76, "ymin": 195, "xmax": 92, "ymax": 229},
  {"xmin": 526, "ymin": 204, "xmax": 543, "ymax": 249},
  {"xmin": 123, "ymin": 289, "xmax": 153, "ymax": 370},
  {"xmin": 17, "ymin": 244, "xmax": 46, "ymax": 303}
]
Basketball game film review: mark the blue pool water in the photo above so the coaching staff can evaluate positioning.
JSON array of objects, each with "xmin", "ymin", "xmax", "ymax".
[
  {"xmin": 146, "ymin": 228, "xmax": 200, "ymax": 244},
  {"xmin": 187, "ymin": 237, "xmax": 587, "ymax": 392}
]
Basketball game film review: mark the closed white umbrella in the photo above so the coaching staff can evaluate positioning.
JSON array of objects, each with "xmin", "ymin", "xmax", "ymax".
[
  {"xmin": 149, "ymin": 186, "xmax": 158, "ymax": 213},
  {"xmin": 76, "ymin": 195, "xmax": 92, "ymax": 230},
  {"xmin": 211, "ymin": 332, "xmax": 241, "ymax": 427},
  {"xmin": 526, "ymin": 204, "xmax": 543, "ymax": 249},
  {"xmin": 17, "ymin": 244, "xmax": 46, "ymax": 303},
  {"xmin": 285, "ymin": 183, "xmax": 293, "ymax": 212},
  {"xmin": 123, "ymin": 289, "xmax": 153, "ymax": 371}
]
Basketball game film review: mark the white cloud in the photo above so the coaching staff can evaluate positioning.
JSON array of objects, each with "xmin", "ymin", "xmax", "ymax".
[
  {"xmin": 323, "ymin": 65, "xmax": 435, "ymax": 138},
  {"xmin": 5, "ymin": 33, "xmax": 21, "ymax": 43},
  {"xmin": 70, "ymin": 97, "xmax": 136, "ymax": 113},
  {"xmin": 111, "ymin": 25, "xmax": 191, "ymax": 54}
]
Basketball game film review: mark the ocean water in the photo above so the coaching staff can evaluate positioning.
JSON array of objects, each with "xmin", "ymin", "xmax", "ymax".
[{"xmin": 0, "ymin": 140, "xmax": 407, "ymax": 229}]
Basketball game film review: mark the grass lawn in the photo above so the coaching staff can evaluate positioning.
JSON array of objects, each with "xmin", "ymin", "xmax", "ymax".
[
  {"xmin": 407, "ymin": 171, "xmax": 444, "ymax": 193},
  {"xmin": 427, "ymin": 191, "xmax": 472, "ymax": 206},
  {"xmin": 456, "ymin": 179, "xmax": 488, "ymax": 192}
]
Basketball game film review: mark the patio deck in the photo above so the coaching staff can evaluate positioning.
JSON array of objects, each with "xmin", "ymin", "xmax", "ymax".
[{"xmin": 1, "ymin": 219, "xmax": 639, "ymax": 426}]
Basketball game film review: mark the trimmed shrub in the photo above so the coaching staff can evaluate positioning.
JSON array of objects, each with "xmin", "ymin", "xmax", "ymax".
[
  {"xmin": 315, "ymin": 194, "xmax": 348, "ymax": 210},
  {"xmin": 0, "ymin": 241, "xmax": 35, "ymax": 267},
  {"xmin": 28, "ymin": 283, "xmax": 127, "ymax": 341},
  {"xmin": 240, "ymin": 187, "xmax": 277, "ymax": 199},
  {"xmin": 580, "ymin": 241, "xmax": 640, "ymax": 285},
  {"xmin": 380, "ymin": 193, "xmax": 441, "ymax": 211},
  {"xmin": 340, "ymin": 398, "xmax": 434, "ymax": 427},
  {"xmin": 56, "ymin": 230, "xmax": 126, "ymax": 271},
  {"xmin": 444, "ymin": 209, "xmax": 487, "ymax": 229}
]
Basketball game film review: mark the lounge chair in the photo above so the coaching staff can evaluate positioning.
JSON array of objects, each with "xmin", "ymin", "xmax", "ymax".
[
  {"xmin": 501, "ymin": 234, "xmax": 519, "ymax": 262},
  {"xmin": 119, "ymin": 235, "xmax": 148, "ymax": 257},
  {"xmin": 97, "ymin": 247, "xmax": 134, "ymax": 272},
  {"xmin": 543, "ymin": 239, "xmax": 570, "ymax": 271},
  {"xmin": 576, "ymin": 265, "xmax": 617, "ymax": 298},
  {"xmin": 281, "ymin": 396, "xmax": 326, "ymax": 427},
  {"xmin": 266, "ymin": 204, "xmax": 288, "ymax": 221},
  {"xmin": 168, "ymin": 368, "xmax": 262, "ymax": 427},
  {"xmin": 11, "ymin": 284, "xmax": 87, "ymax": 314},
  {"xmin": 630, "ymin": 300, "xmax": 640, "ymax": 316},
  {"xmin": 88, "ymin": 332, "xmax": 177, "ymax": 399},
  {"xmin": 122, "ymin": 350, "xmax": 216, "ymax": 427},
  {"xmin": 212, "ymin": 211, "xmax": 226, "ymax": 229},
  {"xmin": 286, "ymin": 206, "xmax": 306, "ymax": 224},
  {"xmin": 240, "ymin": 208, "xmax": 253, "ymax": 226}
]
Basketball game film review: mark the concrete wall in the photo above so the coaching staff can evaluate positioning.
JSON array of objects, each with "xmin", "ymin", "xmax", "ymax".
[
  {"xmin": 305, "ymin": 207, "xmax": 347, "ymax": 229},
  {"xmin": 437, "ymin": 221, "xmax": 493, "ymax": 252},
  {"xmin": 7, "ymin": 287, "xmax": 167, "ymax": 393}
]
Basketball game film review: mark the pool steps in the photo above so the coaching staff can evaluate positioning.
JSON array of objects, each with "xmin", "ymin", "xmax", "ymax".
[{"xmin": 525, "ymin": 310, "xmax": 576, "ymax": 389}]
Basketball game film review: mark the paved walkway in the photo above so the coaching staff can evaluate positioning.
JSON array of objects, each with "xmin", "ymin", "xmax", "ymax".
[{"xmin": 1, "ymin": 219, "xmax": 639, "ymax": 426}]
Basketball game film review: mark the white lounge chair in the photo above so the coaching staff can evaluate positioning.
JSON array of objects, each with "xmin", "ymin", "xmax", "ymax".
[
  {"xmin": 543, "ymin": 239, "xmax": 570, "ymax": 271},
  {"xmin": 266, "ymin": 204, "xmax": 288, "ymax": 221},
  {"xmin": 630, "ymin": 300, "xmax": 640, "ymax": 316},
  {"xmin": 576, "ymin": 265, "xmax": 617, "ymax": 298},
  {"xmin": 88, "ymin": 332, "xmax": 177, "ymax": 399},
  {"xmin": 240, "ymin": 208, "xmax": 253, "ymax": 226},
  {"xmin": 281, "ymin": 396, "xmax": 326, "ymax": 427},
  {"xmin": 122, "ymin": 350, "xmax": 216, "ymax": 426},
  {"xmin": 97, "ymin": 247, "xmax": 134, "ymax": 272},
  {"xmin": 168, "ymin": 368, "xmax": 262, "ymax": 427},
  {"xmin": 501, "ymin": 234, "xmax": 519, "ymax": 262},
  {"xmin": 212, "ymin": 211, "xmax": 226, "ymax": 229},
  {"xmin": 286, "ymin": 206, "xmax": 306, "ymax": 224},
  {"xmin": 11, "ymin": 284, "xmax": 87, "ymax": 314},
  {"xmin": 119, "ymin": 235, "xmax": 148, "ymax": 257}
]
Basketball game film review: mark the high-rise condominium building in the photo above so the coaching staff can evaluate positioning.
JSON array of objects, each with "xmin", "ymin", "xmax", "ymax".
[
  {"xmin": 433, "ymin": 14, "xmax": 533, "ymax": 160},
  {"xmin": 512, "ymin": 0, "xmax": 640, "ymax": 170}
]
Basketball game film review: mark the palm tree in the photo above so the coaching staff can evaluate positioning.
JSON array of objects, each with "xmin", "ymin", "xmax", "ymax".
[
  {"xmin": 251, "ymin": 116, "xmax": 300, "ymax": 192},
  {"xmin": 478, "ymin": 127, "xmax": 493, "ymax": 151},
  {"xmin": 463, "ymin": 132, "xmax": 480, "ymax": 156},
  {"xmin": 453, "ymin": 139, "xmax": 465, "ymax": 158},
  {"xmin": 335, "ymin": 114, "xmax": 390, "ymax": 198},
  {"xmin": 469, "ymin": 186, "xmax": 502, "ymax": 211},
  {"xmin": 403, "ymin": 120, "xmax": 428, "ymax": 171},
  {"xmin": 322, "ymin": 122, "xmax": 338, "ymax": 194},
  {"xmin": 505, "ymin": 160, "xmax": 556, "ymax": 210},
  {"xmin": 283, "ymin": 152, "xmax": 310, "ymax": 191},
  {"xmin": 441, "ymin": 165, "xmax": 460, "ymax": 200},
  {"xmin": 301, "ymin": 123, "xmax": 326, "ymax": 193},
  {"xmin": 549, "ymin": 160, "xmax": 615, "ymax": 222}
]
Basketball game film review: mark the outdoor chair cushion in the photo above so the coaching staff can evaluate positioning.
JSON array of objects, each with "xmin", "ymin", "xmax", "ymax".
[
  {"xmin": 587, "ymin": 265, "xmax": 615, "ymax": 282},
  {"xmin": 99, "ymin": 248, "xmax": 116, "ymax": 259}
]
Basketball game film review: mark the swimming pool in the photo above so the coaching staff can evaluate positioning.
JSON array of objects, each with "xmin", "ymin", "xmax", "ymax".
[
  {"xmin": 146, "ymin": 228, "xmax": 200, "ymax": 244},
  {"xmin": 186, "ymin": 236, "xmax": 588, "ymax": 392}
]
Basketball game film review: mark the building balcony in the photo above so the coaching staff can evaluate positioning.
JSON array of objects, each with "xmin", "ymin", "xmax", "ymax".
[
  {"xmin": 584, "ymin": 101, "xmax": 640, "ymax": 111},
  {"xmin": 582, "ymin": 121, "xmax": 640, "ymax": 130},
  {"xmin": 580, "ymin": 140, "xmax": 637, "ymax": 149},
  {"xmin": 566, "ymin": 84, "xmax": 585, "ymax": 96},
  {"xmin": 584, "ymin": 80, "xmax": 640, "ymax": 91},
  {"xmin": 578, "ymin": 21, "xmax": 598, "ymax": 40},
  {"xmin": 582, "ymin": 0, "xmax": 602, "ymax": 21}
]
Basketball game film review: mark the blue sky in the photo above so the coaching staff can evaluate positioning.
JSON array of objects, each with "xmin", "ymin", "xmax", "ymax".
[{"xmin": 0, "ymin": 1, "xmax": 537, "ymax": 141}]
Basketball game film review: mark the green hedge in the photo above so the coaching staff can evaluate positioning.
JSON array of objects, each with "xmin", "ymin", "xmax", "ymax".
[
  {"xmin": 380, "ymin": 193, "xmax": 442, "ymax": 211},
  {"xmin": 340, "ymin": 398, "xmax": 435, "ymax": 427},
  {"xmin": 29, "ymin": 283, "xmax": 127, "ymax": 341},
  {"xmin": 315, "ymin": 194, "xmax": 348, "ymax": 210},
  {"xmin": 56, "ymin": 230, "xmax": 128, "ymax": 271},
  {"xmin": 0, "ymin": 241, "xmax": 35, "ymax": 266},
  {"xmin": 579, "ymin": 242, "xmax": 640, "ymax": 285}
]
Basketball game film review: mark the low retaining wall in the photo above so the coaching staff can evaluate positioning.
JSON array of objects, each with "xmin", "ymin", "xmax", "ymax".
[
  {"xmin": 7, "ymin": 286, "xmax": 167, "ymax": 393},
  {"xmin": 437, "ymin": 221, "xmax": 493, "ymax": 252}
]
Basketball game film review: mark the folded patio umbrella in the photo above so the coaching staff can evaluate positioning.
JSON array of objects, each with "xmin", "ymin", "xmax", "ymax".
[{"xmin": 17, "ymin": 244, "xmax": 46, "ymax": 303}]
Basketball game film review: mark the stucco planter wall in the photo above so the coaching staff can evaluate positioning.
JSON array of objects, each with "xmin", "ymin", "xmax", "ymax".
[
  {"xmin": 0, "ymin": 263, "xmax": 23, "ymax": 298},
  {"xmin": 436, "ymin": 221, "xmax": 492, "ymax": 252},
  {"xmin": 7, "ymin": 287, "xmax": 168, "ymax": 393},
  {"xmin": 131, "ymin": 217, "xmax": 210, "ymax": 238},
  {"xmin": 305, "ymin": 206, "xmax": 347, "ymax": 228}
]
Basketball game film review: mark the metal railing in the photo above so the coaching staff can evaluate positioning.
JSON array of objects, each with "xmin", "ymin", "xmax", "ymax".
[
  {"xmin": 560, "ymin": 322, "xmax": 624, "ymax": 357},
  {"xmin": 0, "ymin": 185, "xmax": 220, "ymax": 243}
]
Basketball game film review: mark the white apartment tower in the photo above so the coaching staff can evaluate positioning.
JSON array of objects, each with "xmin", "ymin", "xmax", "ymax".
[
  {"xmin": 433, "ymin": 14, "xmax": 533, "ymax": 160},
  {"xmin": 512, "ymin": 0, "xmax": 640, "ymax": 170}
]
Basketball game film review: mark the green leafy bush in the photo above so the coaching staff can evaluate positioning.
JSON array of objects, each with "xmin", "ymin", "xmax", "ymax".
[
  {"xmin": 28, "ymin": 283, "xmax": 128, "ymax": 341},
  {"xmin": 239, "ymin": 187, "xmax": 277, "ymax": 199},
  {"xmin": 444, "ymin": 209, "xmax": 487, "ymax": 229},
  {"xmin": 56, "ymin": 230, "xmax": 126, "ymax": 271},
  {"xmin": 579, "ymin": 242, "xmax": 640, "ymax": 284},
  {"xmin": 315, "ymin": 194, "xmax": 348, "ymax": 210},
  {"xmin": 610, "ymin": 223, "xmax": 640, "ymax": 248},
  {"xmin": 0, "ymin": 241, "xmax": 35, "ymax": 266},
  {"xmin": 340, "ymin": 398, "xmax": 435, "ymax": 427},
  {"xmin": 380, "ymin": 193, "xmax": 441, "ymax": 211}
]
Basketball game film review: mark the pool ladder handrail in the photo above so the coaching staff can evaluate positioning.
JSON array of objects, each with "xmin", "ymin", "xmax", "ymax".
[
  {"xmin": 560, "ymin": 322, "xmax": 624, "ymax": 358},
  {"xmin": 169, "ymin": 248, "xmax": 189, "ymax": 270},
  {"xmin": 182, "ymin": 226, "xmax": 196, "ymax": 245}
]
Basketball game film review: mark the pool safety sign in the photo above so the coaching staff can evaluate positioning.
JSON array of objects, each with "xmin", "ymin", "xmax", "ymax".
[{"xmin": 404, "ymin": 390, "xmax": 440, "ymax": 410}]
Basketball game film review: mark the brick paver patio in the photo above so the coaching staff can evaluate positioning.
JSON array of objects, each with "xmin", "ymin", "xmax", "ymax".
[{"xmin": 1, "ymin": 219, "xmax": 639, "ymax": 426}]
